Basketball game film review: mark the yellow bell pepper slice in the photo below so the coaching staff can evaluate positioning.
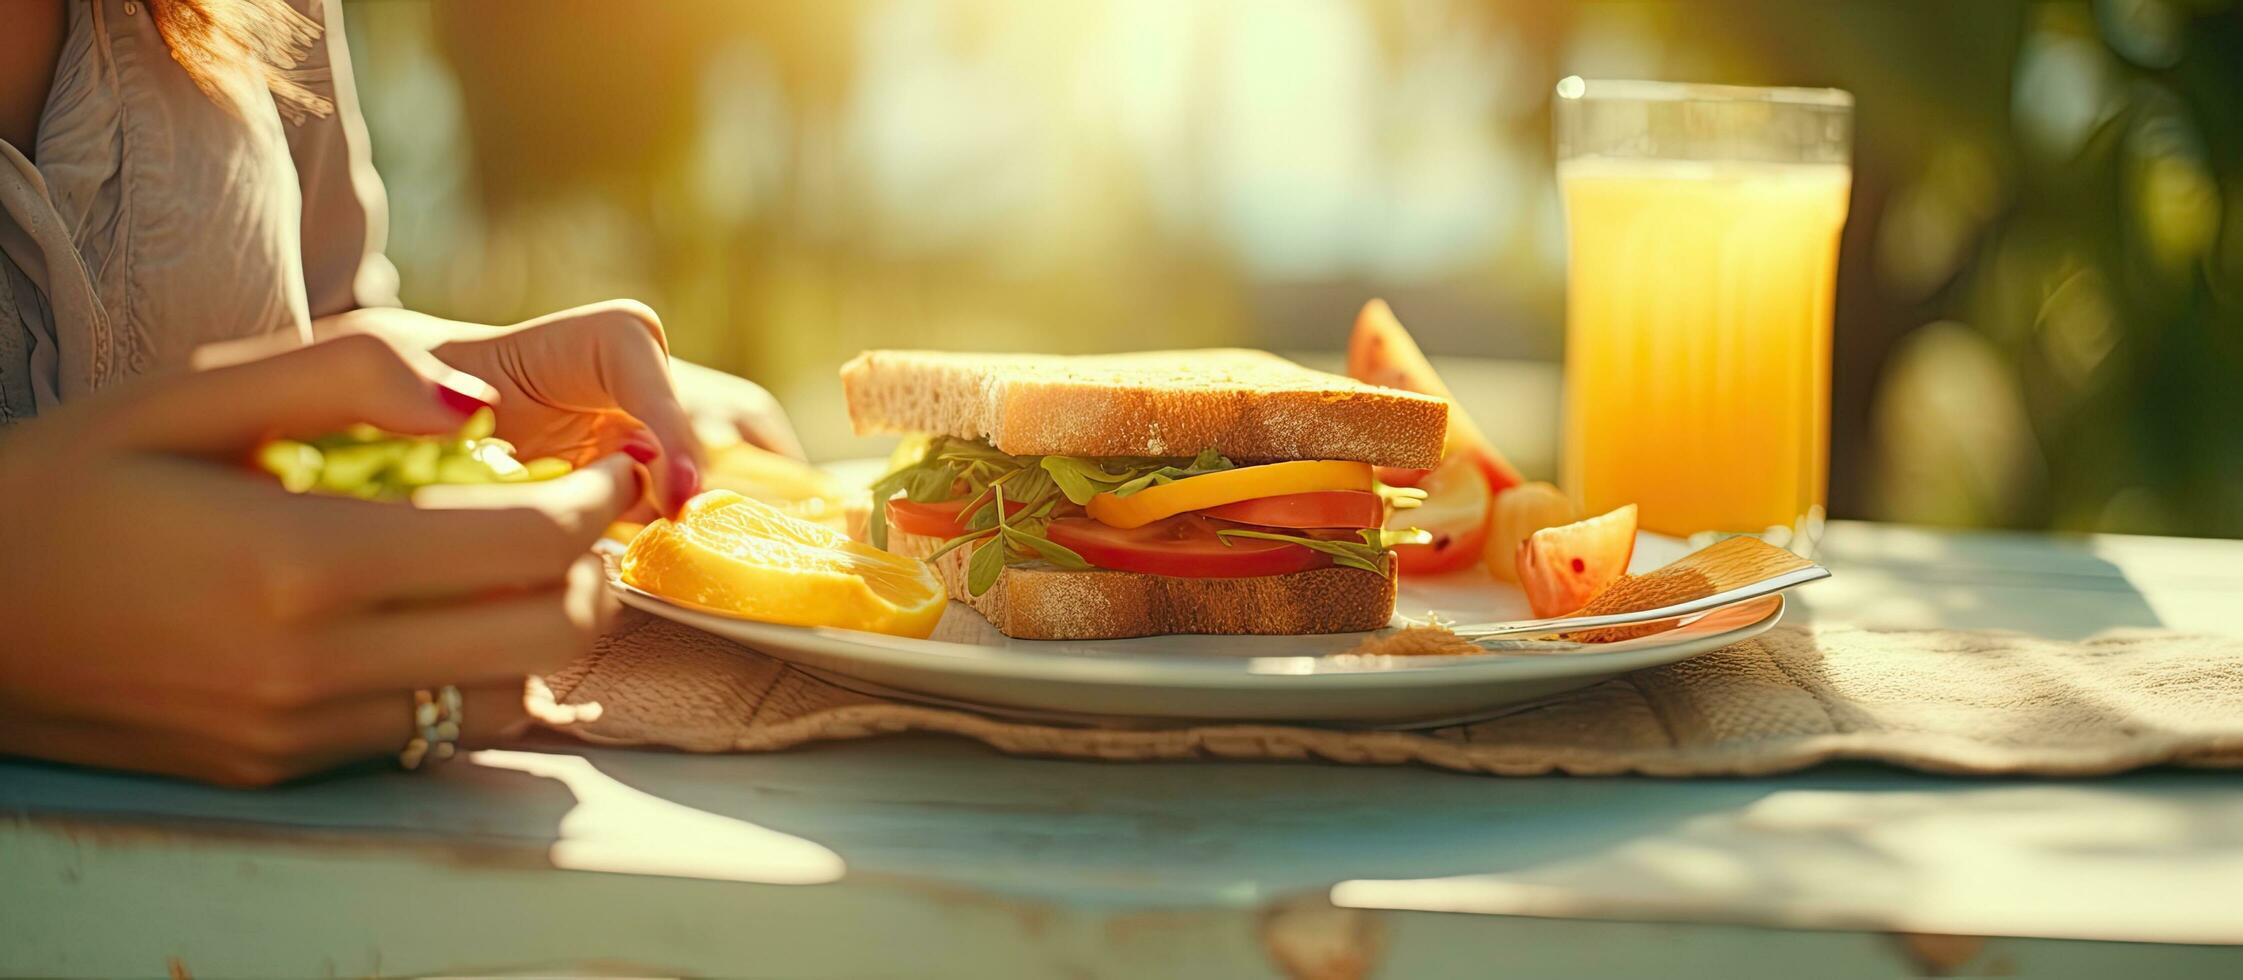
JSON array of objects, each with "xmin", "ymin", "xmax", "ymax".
[{"xmin": 1084, "ymin": 460, "xmax": 1375, "ymax": 529}]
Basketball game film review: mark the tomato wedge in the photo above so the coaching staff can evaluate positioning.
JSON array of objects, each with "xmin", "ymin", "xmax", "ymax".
[
  {"xmin": 886, "ymin": 496, "xmax": 1024, "ymax": 539},
  {"xmin": 1348, "ymin": 299, "xmax": 1525, "ymax": 494},
  {"xmin": 1518, "ymin": 504, "xmax": 1637, "ymax": 617},
  {"xmin": 1044, "ymin": 515, "xmax": 1331, "ymax": 578},
  {"xmin": 1197, "ymin": 490, "xmax": 1383, "ymax": 529}
]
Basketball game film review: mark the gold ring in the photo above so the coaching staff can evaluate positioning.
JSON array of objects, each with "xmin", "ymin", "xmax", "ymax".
[{"xmin": 398, "ymin": 685, "xmax": 463, "ymax": 770}]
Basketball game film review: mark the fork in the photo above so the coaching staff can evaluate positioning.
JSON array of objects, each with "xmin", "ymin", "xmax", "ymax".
[{"xmin": 1444, "ymin": 535, "xmax": 1830, "ymax": 642}]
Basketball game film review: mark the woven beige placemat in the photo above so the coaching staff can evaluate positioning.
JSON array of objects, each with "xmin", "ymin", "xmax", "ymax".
[{"xmin": 538, "ymin": 610, "xmax": 2243, "ymax": 777}]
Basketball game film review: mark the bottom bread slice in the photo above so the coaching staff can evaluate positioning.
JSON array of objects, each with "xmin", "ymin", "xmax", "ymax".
[{"xmin": 890, "ymin": 529, "xmax": 1398, "ymax": 640}]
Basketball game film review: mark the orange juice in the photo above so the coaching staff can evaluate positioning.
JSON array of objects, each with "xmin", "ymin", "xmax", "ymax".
[{"xmin": 1559, "ymin": 158, "xmax": 1850, "ymax": 549}]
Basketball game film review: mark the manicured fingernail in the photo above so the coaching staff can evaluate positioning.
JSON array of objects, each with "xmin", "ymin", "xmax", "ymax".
[
  {"xmin": 433, "ymin": 379, "xmax": 491, "ymax": 417},
  {"xmin": 665, "ymin": 456, "xmax": 699, "ymax": 516},
  {"xmin": 621, "ymin": 440, "xmax": 659, "ymax": 464}
]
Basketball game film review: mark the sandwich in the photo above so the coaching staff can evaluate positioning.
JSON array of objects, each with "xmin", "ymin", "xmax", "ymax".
[{"xmin": 840, "ymin": 349, "xmax": 1450, "ymax": 639}]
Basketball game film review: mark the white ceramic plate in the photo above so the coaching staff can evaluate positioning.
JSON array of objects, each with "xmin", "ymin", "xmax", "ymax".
[
  {"xmin": 609, "ymin": 559, "xmax": 1784, "ymax": 728},
  {"xmin": 614, "ymin": 458, "xmax": 1785, "ymax": 726}
]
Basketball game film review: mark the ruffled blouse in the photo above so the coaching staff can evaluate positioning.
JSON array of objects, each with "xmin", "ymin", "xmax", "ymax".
[{"xmin": 0, "ymin": 0, "xmax": 398, "ymax": 423}]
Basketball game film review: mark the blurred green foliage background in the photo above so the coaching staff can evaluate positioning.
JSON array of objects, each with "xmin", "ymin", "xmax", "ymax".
[{"xmin": 340, "ymin": 0, "xmax": 2243, "ymax": 538}]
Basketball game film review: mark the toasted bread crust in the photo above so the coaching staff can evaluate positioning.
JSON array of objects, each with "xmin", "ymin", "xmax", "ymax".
[
  {"xmin": 841, "ymin": 349, "xmax": 1448, "ymax": 469},
  {"xmin": 890, "ymin": 529, "xmax": 1397, "ymax": 640}
]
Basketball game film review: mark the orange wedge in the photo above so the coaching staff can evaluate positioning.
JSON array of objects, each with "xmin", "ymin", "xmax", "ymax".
[{"xmin": 622, "ymin": 490, "xmax": 946, "ymax": 638}]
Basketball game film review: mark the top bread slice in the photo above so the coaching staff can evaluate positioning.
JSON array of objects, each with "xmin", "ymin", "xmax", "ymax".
[{"xmin": 842, "ymin": 349, "xmax": 1449, "ymax": 468}]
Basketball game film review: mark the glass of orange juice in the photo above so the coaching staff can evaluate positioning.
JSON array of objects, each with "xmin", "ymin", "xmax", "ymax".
[{"xmin": 1554, "ymin": 77, "xmax": 1852, "ymax": 556}]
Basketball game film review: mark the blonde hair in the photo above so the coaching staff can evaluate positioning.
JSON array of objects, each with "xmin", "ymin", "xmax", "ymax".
[{"xmin": 147, "ymin": 0, "xmax": 334, "ymax": 122}]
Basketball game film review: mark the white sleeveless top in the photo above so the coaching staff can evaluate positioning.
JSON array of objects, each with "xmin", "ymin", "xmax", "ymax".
[{"xmin": 0, "ymin": 0, "xmax": 398, "ymax": 424}]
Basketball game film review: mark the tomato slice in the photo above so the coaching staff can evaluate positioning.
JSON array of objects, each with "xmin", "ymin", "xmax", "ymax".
[
  {"xmin": 886, "ymin": 496, "xmax": 1025, "ymax": 539},
  {"xmin": 1043, "ymin": 515, "xmax": 1332, "ymax": 578},
  {"xmin": 1197, "ymin": 490, "xmax": 1383, "ymax": 529},
  {"xmin": 1388, "ymin": 454, "xmax": 1493, "ymax": 575}
]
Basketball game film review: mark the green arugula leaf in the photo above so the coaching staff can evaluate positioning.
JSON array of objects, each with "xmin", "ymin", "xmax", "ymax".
[
  {"xmin": 922, "ymin": 527, "xmax": 996, "ymax": 562},
  {"xmin": 964, "ymin": 494, "xmax": 1002, "ymax": 531},
  {"xmin": 966, "ymin": 535, "xmax": 1007, "ymax": 595},
  {"xmin": 1108, "ymin": 453, "xmax": 1235, "ymax": 497},
  {"xmin": 903, "ymin": 465, "xmax": 955, "ymax": 503},
  {"xmin": 1040, "ymin": 456, "xmax": 1136, "ymax": 504},
  {"xmin": 1041, "ymin": 451, "xmax": 1236, "ymax": 503},
  {"xmin": 1003, "ymin": 525, "xmax": 1093, "ymax": 571},
  {"xmin": 1213, "ymin": 527, "xmax": 1433, "ymax": 575},
  {"xmin": 1357, "ymin": 527, "xmax": 1436, "ymax": 549},
  {"xmin": 872, "ymin": 437, "xmax": 1246, "ymax": 595}
]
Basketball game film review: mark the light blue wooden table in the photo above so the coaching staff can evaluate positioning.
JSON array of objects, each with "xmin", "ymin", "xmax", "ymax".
[{"xmin": 5, "ymin": 521, "xmax": 2241, "ymax": 978}]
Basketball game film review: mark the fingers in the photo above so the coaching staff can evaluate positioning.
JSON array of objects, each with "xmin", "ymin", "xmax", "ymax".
[
  {"xmin": 673, "ymin": 359, "xmax": 805, "ymax": 461},
  {"xmin": 270, "ymin": 683, "xmax": 538, "ymax": 772},
  {"xmin": 280, "ymin": 455, "xmax": 639, "ymax": 611},
  {"xmin": 736, "ymin": 401, "xmax": 808, "ymax": 461},
  {"xmin": 107, "ymin": 333, "xmax": 500, "ymax": 456},
  {"xmin": 494, "ymin": 301, "xmax": 704, "ymax": 518},
  {"xmin": 588, "ymin": 321, "xmax": 704, "ymax": 518},
  {"xmin": 309, "ymin": 553, "xmax": 615, "ymax": 695},
  {"xmin": 0, "ymin": 684, "xmax": 534, "ymax": 788}
]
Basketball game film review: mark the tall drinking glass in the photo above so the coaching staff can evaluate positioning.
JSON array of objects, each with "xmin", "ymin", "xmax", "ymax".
[{"xmin": 1554, "ymin": 77, "xmax": 1852, "ymax": 556}]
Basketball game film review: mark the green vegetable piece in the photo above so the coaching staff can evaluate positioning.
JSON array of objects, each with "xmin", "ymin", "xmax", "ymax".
[
  {"xmin": 397, "ymin": 440, "xmax": 442, "ymax": 486},
  {"xmin": 459, "ymin": 407, "xmax": 497, "ymax": 442},
  {"xmin": 870, "ymin": 436, "xmax": 1242, "ymax": 593},
  {"xmin": 1002, "ymin": 526, "xmax": 1092, "ymax": 571},
  {"xmin": 256, "ymin": 440, "xmax": 324, "ymax": 494},
  {"xmin": 1213, "ymin": 527, "xmax": 1432, "ymax": 575},
  {"xmin": 522, "ymin": 457, "xmax": 574, "ymax": 481},
  {"xmin": 317, "ymin": 443, "xmax": 402, "ymax": 495},
  {"xmin": 436, "ymin": 454, "xmax": 499, "ymax": 485},
  {"xmin": 966, "ymin": 536, "xmax": 1007, "ymax": 595}
]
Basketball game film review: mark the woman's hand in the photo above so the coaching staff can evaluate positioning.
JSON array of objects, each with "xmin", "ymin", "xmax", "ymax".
[
  {"xmin": 670, "ymin": 358, "xmax": 807, "ymax": 460},
  {"xmin": 206, "ymin": 299, "xmax": 808, "ymax": 516},
  {"xmin": 423, "ymin": 300, "xmax": 704, "ymax": 516},
  {"xmin": 0, "ymin": 335, "xmax": 639, "ymax": 787}
]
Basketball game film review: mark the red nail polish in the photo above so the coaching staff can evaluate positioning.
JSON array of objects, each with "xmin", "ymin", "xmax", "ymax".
[
  {"xmin": 434, "ymin": 382, "xmax": 489, "ymax": 417},
  {"xmin": 666, "ymin": 456, "xmax": 700, "ymax": 515},
  {"xmin": 621, "ymin": 441, "xmax": 659, "ymax": 464}
]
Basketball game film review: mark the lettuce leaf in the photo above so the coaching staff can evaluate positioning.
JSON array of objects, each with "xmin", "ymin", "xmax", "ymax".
[
  {"xmin": 1039, "ymin": 448, "xmax": 1233, "ymax": 505},
  {"xmin": 1213, "ymin": 527, "xmax": 1433, "ymax": 574},
  {"xmin": 870, "ymin": 440, "xmax": 1096, "ymax": 594}
]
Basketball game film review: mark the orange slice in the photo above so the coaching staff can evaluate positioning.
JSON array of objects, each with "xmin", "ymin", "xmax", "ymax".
[{"xmin": 622, "ymin": 490, "xmax": 946, "ymax": 638}]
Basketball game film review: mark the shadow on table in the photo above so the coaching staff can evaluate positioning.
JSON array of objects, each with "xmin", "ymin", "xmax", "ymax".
[
  {"xmin": 1806, "ymin": 524, "xmax": 2169, "ymax": 640},
  {"xmin": 558, "ymin": 735, "xmax": 1831, "ymax": 902}
]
